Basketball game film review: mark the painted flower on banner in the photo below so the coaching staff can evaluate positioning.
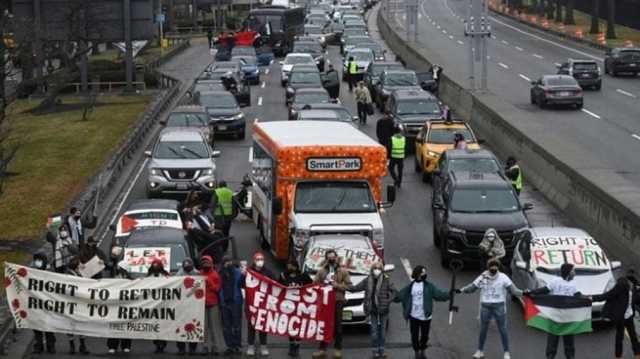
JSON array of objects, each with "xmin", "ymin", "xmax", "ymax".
[
  {"xmin": 6, "ymin": 266, "xmax": 25, "ymax": 294},
  {"xmin": 177, "ymin": 319, "xmax": 203, "ymax": 341},
  {"xmin": 183, "ymin": 277, "xmax": 195, "ymax": 289},
  {"xmin": 17, "ymin": 267, "xmax": 27, "ymax": 277},
  {"xmin": 11, "ymin": 299, "xmax": 20, "ymax": 310},
  {"xmin": 4, "ymin": 276, "xmax": 10, "ymax": 288},
  {"xmin": 194, "ymin": 288, "xmax": 204, "ymax": 300}
]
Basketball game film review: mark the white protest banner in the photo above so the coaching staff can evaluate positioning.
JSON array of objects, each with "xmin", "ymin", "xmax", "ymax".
[
  {"xmin": 124, "ymin": 247, "xmax": 171, "ymax": 274},
  {"xmin": 530, "ymin": 236, "xmax": 609, "ymax": 270},
  {"xmin": 4, "ymin": 263, "xmax": 205, "ymax": 342}
]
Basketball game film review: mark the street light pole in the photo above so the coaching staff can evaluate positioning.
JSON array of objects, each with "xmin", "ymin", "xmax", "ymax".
[{"xmin": 464, "ymin": 0, "xmax": 491, "ymax": 91}]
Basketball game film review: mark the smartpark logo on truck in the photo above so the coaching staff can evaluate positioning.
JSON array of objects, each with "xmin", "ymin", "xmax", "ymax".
[{"xmin": 306, "ymin": 157, "xmax": 362, "ymax": 172}]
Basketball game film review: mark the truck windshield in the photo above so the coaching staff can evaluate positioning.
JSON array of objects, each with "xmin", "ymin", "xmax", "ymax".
[{"xmin": 295, "ymin": 182, "xmax": 376, "ymax": 213}]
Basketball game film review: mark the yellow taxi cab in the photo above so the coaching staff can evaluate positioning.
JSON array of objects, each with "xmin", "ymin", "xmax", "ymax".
[{"xmin": 414, "ymin": 119, "xmax": 480, "ymax": 182}]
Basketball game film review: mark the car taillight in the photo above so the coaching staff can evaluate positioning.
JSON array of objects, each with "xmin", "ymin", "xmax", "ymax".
[{"xmin": 574, "ymin": 90, "xmax": 583, "ymax": 96}]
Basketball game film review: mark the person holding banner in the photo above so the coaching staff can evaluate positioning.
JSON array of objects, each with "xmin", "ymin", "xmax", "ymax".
[
  {"xmin": 176, "ymin": 258, "xmax": 202, "ymax": 355},
  {"xmin": 65, "ymin": 258, "xmax": 90, "ymax": 354},
  {"xmin": 49, "ymin": 224, "xmax": 76, "ymax": 273},
  {"xmin": 312, "ymin": 249, "xmax": 352, "ymax": 359},
  {"xmin": 278, "ymin": 260, "xmax": 313, "ymax": 358},
  {"xmin": 148, "ymin": 258, "xmax": 170, "ymax": 353},
  {"xmin": 107, "ymin": 260, "xmax": 133, "ymax": 354},
  {"xmin": 219, "ymin": 255, "xmax": 244, "ymax": 356},
  {"xmin": 30, "ymin": 252, "xmax": 56, "ymax": 354},
  {"xmin": 198, "ymin": 256, "xmax": 224, "ymax": 356},
  {"xmin": 394, "ymin": 265, "xmax": 449, "ymax": 359},
  {"xmin": 78, "ymin": 236, "xmax": 107, "ymax": 279},
  {"xmin": 348, "ymin": 261, "xmax": 397, "ymax": 359},
  {"xmin": 246, "ymin": 252, "xmax": 275, "ymax": 357}
]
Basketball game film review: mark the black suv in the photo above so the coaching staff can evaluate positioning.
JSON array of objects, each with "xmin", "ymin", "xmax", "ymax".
[
  {"xmin": 375, "ymin": 70, "xmax": 420, "ymax": 110},
  {"xmin": 432, "ymin": 171, "xmax": 532, "ymax": 267},
  {"xmin": 285, "ymin": 65, "xmax": 325, "ymax": 104},
  {"xmin": 388, "ymin": 89, "xmax": 443, "ymax": 139},
  {"xmin": 557, "ymin": 59, "xmax": 601, "ymax": 90},
  {"xmin": 604, "ymin": 47, "xmax": 640, "ymax": 77},
  {"xmin": 364, "ymin": 61, "xmax": 404, "ymax": 106}
]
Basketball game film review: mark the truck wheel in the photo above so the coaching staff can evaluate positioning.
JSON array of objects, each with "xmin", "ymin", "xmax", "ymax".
[{"xmin": 594, "ymin": 82, "xmax": 601, "ymax": 91}]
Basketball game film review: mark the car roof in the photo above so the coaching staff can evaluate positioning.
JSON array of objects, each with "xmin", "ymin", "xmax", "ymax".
[
  {"xmin": 126, "ymin": 199, "xmax": 181, "ymax": 212},
  {"xmin": 295, "ymin": 87, "xmax": 328, "ymax": 94},
  {"xmin": 392, "ymin": 89, "xmax": 436, "ymax": 99},
  {"xmin": 286, "ymin": 53, "xmax": 314, "ymax": 58},
  {"xmin": 384, "ymin": 69, "xmax": 415, "ymax": 75},
  {"xmin": 445, "ymin": 148, "xmax": 498, "ymax": 160},
  {"xmin": 199, "ymin": 90, "xmax": 234, "ymax": 97},
  {"xmin": 171, "ymin": 105, "xmax": 206, "ymax": 114},
  {"xmin": 126, "ymin": 228, "xmax": 187, "ymax": 245},
  {"xmin": 256, "ymin": 121, "xmax": 380, "ymax": 146},
  {"xmin": 542, "ymin": 74, "xmax": 576, "ymax": 80},
  {"xmin": 305, "ymin": 103, "xmax": 350, "ymax": 111},
  {"xmin": 349, "ymin": 47, "xmax": 373, "ymax": 53},
  {"xmin": 305, "ymin": 24, "xmax": 322, "ymax": 28},
  {"xmin": 158, "ymin": 127, "xmax": 206, "ymax": 142},
  {"xmin": 568, "ymin": 59, "xmax": 597, "ymax": 64},
  {"xmin": 528, "ymin": 227, "xmax": 591, "ymax": 240},
  {"xmin": 449, "ymin": 171, "xmax": 511, "ymax": 189},
  {"xmin": 299, "ymin": 109, "xmax": 341, "ymax": 118}
]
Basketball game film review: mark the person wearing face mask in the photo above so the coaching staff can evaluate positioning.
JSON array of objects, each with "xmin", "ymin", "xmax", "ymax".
[
  {"xmin": 107, "ymin": 260, "xmax": 132, "ymax": 354},
  {"xmin": 51, "ymin": 224, "xmax": 76, "ymax": 273},
  {"xmin": 174, "ymin": 258, "xmax": 203, "ymax": 355},
  {"xmin": 313, "ymin": 250, "xmax": 352, "ymax": 359},
  {"xmin": 219, "ymin": 255, "xmax": 243, "ymax": 356},
  {"xmin": 147, "ymin": 258, "xmax": 170, "ymax": 353},
  {"xmin": 31, "ymin": 252, "xmax": 56, "ymax": 354},
  {"xmin": 393, "ymin": 265, "xmax": 449, "ymax": 359},
  {"xmin": 245, "ymin": 252, "xmax": 274, "ymax": 356},
  {"xmin": 279, "ymin": 261, "xmax": 312, "ymax": 357},
  {"xmin": 348, "ymin": 261, "xmax": 397, "ymax": 358},
  {"xmin": 78, "ymin": 236, "xmax": 107, "ymax": 279},
  {"xmin": 458, "ymin": 259, "xmax": 523, "ymax": 359},
  {"xmin": 478, "ymin": 228, "xmax": 506, "ymax": 265},
  {"xmin": 526, "ymin": 263, "xmax": 581, "ymax": 359},
  {"xmin": 65, "ymin": 258, "xmax": 90, "ymax": 355},
  {"xmin": 66, "ymin": 207, "xmax": 96, "ymax": 248},
  {"xmin": 198, "ymin": 256, "xmax": 224, "ymax": 356}
]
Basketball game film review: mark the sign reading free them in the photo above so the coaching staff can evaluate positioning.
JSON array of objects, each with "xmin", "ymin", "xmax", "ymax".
[{"xmin": 306, "ymin": 157, "xmax": 362, "ymax": 172}]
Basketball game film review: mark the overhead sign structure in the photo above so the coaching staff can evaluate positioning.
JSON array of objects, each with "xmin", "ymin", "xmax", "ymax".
[{"xmin": 12, "ymin": 0, "xmax": 155, "ymax": 41}]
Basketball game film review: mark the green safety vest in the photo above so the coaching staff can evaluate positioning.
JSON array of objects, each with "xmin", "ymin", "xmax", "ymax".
[
  {"xmin": 510, "ymin": 165, "xmax": 523, "ymax": 191},
  {"xmin": 391, "ymin": 136, "xmax": 406, "ymax": 159},
  {"xmin": 214, "ymin": 187, "xmax": 234, "ymax": 216},
  {"xmin": 349, "ymin": 61, "xmax": 358, "ymax": 74}
]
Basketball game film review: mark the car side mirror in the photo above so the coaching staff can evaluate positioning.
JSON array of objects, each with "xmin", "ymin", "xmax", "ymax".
[
  {"xmin": 523, "ymin": 203, "xmax": 534, "ymax": 211},
  {"xmin": 515, "ymin": 260, "xmax": 528, "ymax": 271},
  {"xmin": 610, "ymin": 261, "xmax": 622, "ymax": 270},
  {"xmin": 144, "ymin": 150, "xmax": 152, "ymax": 157},
  {"xmin": 186, "ymin": 91, "xmax": 193, "ymax": 98},
  {"xmin": 211, "ymin": 150, "xmax": 221, "ymax": 158},
  {"xmin": 273, "ymin": 197, "xmax": 283, "ymax": 215},
  {"xmin": 383, "ymin": 264, "xmax": 395, "ymax": 272}
]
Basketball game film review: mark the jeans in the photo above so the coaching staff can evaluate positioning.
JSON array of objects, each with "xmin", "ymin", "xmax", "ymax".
[
  {"xmin": 615, "ymin": 317, "xmax": 640, "ymax": 357},
  {"xmin": 370, "ymin": 312, "xmax": 388, "ymax": 354},
  {"xmin": 176, "ymin": 341, "xmax": 198, "ymax": 353},
  {"xmin": 388, "ymin": 158, "xmax": 404, "ymax": 186},
  {"xmin": 204, "ymin": 305, "xmax": 223, "ymax": 353},
  {"xmin": 478, "ymin": 302, "xmax": 509, "ymax": 352},
  {"xmin": 409, "ymin": 317, "xmax": 431, "ymax": 352},
  {"xmin": 357, "ymin": 102, "xmax": 368, "ymax": 124},
  {"xmin": 247, "ymin": 325, "xmax": 267, "ymax": 345},
  {"xmin": 107, "ymin": 338, "xmax": 131, "ymax": 350},
  {"xmin": 33, "ymin": 330, "xmax": 55, "ymax": 351},
  {"xmin": 221, "ymin": 301, "xmax": 243, "ymax": 349},
  {"xmin": 546, "ymin": 333, "xmax": 574, "ymax": 359},
  {"xmin": 320, "ymin": 301, "xmax": 345, "ymax": 350}
]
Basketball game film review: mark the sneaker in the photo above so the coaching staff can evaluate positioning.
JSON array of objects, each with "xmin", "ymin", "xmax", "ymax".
[
  {"xmin": 123, "ymin": 348, "xmax": 131, "ymax": 353},
  {"xmin": 312, "ymin": 350, "xmax": 327, "ymax": 359},
  {"xmin": 260, "ymin": 345, "xmax": 270, "ymax": 356},
  {"xmin": 503, "ymin": 353, "xmax": 511, "ymax": 359},
  {"xmin": 472, "ymin": 350, "xmax": 484, "ymax": 359},
  {"xmin": 247, "ymin": 345, "xmax": 256, "ymax": 356},
  {"xmin": 333, "ymin": 349, "xmax": 343, "ymax": 359},
  {"xmin": 108, "ymin": 349, "xmax": 116, "ymax": 354}
]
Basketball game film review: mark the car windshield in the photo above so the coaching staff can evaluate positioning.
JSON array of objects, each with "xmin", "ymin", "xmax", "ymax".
[
  {"xmin": 126, "ymin": 244, "xmax": 187, "ymax": 278},
  {"xmin": 199, "ymin": 94, "xmax": 237, "ymax": 108},
  {"xmin": 286, "ymin": 56, "xmax": 314, "ymax": 65},
  {"xmin": 384, "ymin": 72, "xmax": 418, "ymax": 86},
  {"xmin": 546, "ymin": 77, "xmax": 577, "ymax": 86},
  {"xmin": 397, "ymin": 99, "xmax": 441, "ymax": 115},
  {"xmin": 166, "ymin": 113, "xmax": 208, "ymax": 127},
  {"xmin": 350, "ymin": 51, "xmax": 373, "ymax": 62},
  {"xmin": 450, "ymin": 189, "xmax": 520, "ymax": 212},
  {"xmin": 371, "ymin": 64, "xmax": 402, "ymax": 76},
  {"xmin": 290, "ymin": 71, "xmax": 322, "ymax": 85},
  {"xmin": 620, "ymin": 50, "xmax": 640, "ymax": 60},
  {"xmin": 428, "ymin": 127, "xmax": 473, "ymax": 144},
  {"xmin": 326, "ymin": 108, "xmax": 352, "ymax": 121},
  {"xmin": 194, "ymin": 83, "xmax": 225, "ymax": 92},
  {"xmin": 295, "ymin": 181, "xmax": 376, "ymax": 213},
  {"xmin": 294, "ymin": 44, "xmax": 322, "ymax": 53},
  {"xmin": 305, "ymin": 27, "xmax": 323, "ymax": 34},
  {"xmin": 573, "ymin": 62, "xmax": 597, "ymax": 71},
  {"xmin": 448, "ymin": 158, "xmax": 500, "ymax": 173},
  {"xmin": 294, "ymin": 92, "xmax": 330, "ymax": 104},
  {"xmin": 304, "ymin": 244, "xmax": 379, "ymax": 275},
  {"xmin": 155, "ymin": 141, "xmax": 208, "ymax": 159}
]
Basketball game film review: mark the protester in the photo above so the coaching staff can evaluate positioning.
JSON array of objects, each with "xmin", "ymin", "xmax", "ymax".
[
  {"xmin": 453, "ymin": 133, "xmax": 467, "ymax": 150},
  {"xmin": 186, "ymin": 220, "xmax": 227, "ymax": 264},
  {"xmin": 389, "ymin": 126, "xmax": 406, "ymax": 188},
  {"xmin": 312, "ymin": 249, "xmax": 352, "ymax": 359},
  {"xmin": 324, "ymin": 65, "xmax": 340, "ymax": 100},
  {"xmin": 478, "ymin": 228, "xmax": 506, "ymax": 264},
  {"xmin": 376, "ymin": 110, "xmax": 395, "ymax": 159},
  {"xmin": 211, "ymin": 181, "xmax": 234, "ymax": 238},
  {"xmin": 278, "ymin": 261, "xmax": 313, "ymax": 357},
  {"xmin": 207, "ymin": 28, "xmax": 214, "ymax": 49},
  {"xmin": 394, "ymin": 265, "xmax": 449, "ymax": 359},
  {"xmin": 246, "ymin": 252, "xmax": 274, "ymax": 356},
  {"xmin": 458, "ymin": 259, "xmax": 523, "ymax": 359},
  {"xmin": 65, "ymin": 258, "xmax": 90, "ymax": 354},
  {"xmin": 107, "ymin": 259, "xmax": 132, "ymax": 354},
  {"xmin": 67, "ymin": 207, "xmax": 96, "ymax": 248},
  {"xmin": 219, "ymin": 255, "xmax": 243, "ymax": 355},
  {"xmin": 355, "ymin": 81, "xmax": 372, "ymax": 125},
  {"xmin": 50, "ymin": 224, "xmax": 76, "ymax": 273},
  {"xmin": 527, "ymin": 263, "xmax": 581, "ymax": 359},
  {"xmin": 196, "ymin": 256, "xmax": 224, "ymax": 356},
  {"xmin": 31, "ymin": 252, "xmax": 56, "ymax": 354},
  {"xmin": 590, "ymin": 271, "xmax": 640, "ymax": 359},
  {"xmin": 505, "ymin": 156, "xmax": 523, "ymax": 196},
  {"xmin": 78, "ymin": 236, "xmax": 108, "ymax": 279},
  {"xmin": 174, "ymin": 258, "xmax": 201, "ymax": 355},
  {"xmin": 348, "ymin": 261, "xmax": 397, "ymax": 358},
  {"xmin": 147, "ymin": 258, "xmax": 170, "ymax": 353}
]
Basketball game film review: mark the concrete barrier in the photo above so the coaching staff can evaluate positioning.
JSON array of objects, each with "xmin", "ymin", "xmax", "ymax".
[{"xmin": 377, "ymin": 11, "xmax": 640, "ymax": 269}]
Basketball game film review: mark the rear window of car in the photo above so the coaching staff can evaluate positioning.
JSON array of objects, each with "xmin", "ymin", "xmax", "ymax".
[
  {"xmin": 428, "ymin": 127, "xmax": 473, "ymax": 144},
  {"xmin": 546, "ymin": 77, "xmax": 578, "ymax": 86},
  {"xmin": 167, "ymin": 113, "xmax": 208, "ymax": 127},
  {"xmin": 620, "ymin": 50, "xmax": 640, "ymax": 60},
  {"xmin": 573, "ymin": 62, "xmax": 597, "ymax": 71}
]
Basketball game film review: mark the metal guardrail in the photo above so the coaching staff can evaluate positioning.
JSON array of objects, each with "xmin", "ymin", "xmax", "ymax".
[{"xmin": 68, "ymin": 81, "xmax": 147, "ymax": 93}]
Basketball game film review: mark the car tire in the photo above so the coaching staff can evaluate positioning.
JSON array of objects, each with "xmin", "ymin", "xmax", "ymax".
[
  {"xmin": 576, "ymin": 102, "xmax": 583, "ymax": 110},
  {"xmin": 530, "ymin": 94, "xmax": 536, "ymax": 105},
  {"xmin": 604, "ymin": 63, "xmax": 609, "ymax": 75},
  {"xmin": 539, "ymin": 97, "xmax": 546, "ymax": 109},
  {"xmin": 433, "ymin": 223, "xmax": 441, "ymax": 248},
  {"xmin": 612, "ymin": 68, "xmax": 618, "ymax": 77},
  {"xmin": 414, "ymin": 156, "xmax": 421, "ymax": 172}
]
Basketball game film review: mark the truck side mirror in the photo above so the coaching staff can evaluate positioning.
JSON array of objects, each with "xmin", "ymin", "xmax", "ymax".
[{"xmin": 273, "ymin": 197, "xmax": 283, "ymax": 215}]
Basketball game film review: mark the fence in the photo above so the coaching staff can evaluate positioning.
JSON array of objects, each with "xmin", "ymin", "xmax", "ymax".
[{"xmin": 68, "ymin": 81, "xmax": 147, "ymax": 93}]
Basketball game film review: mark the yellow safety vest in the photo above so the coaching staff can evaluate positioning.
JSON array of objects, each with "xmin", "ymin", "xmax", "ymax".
[
  {"xmin": 349, "ymin": 61, "xmax": 358, "ymax": 74},
  {"xmin": 391, "ymin": 136, "xmax": 406, "ymax": 159},
  {"xmin": 510, "ymin": 165, "xmax": 523, "ymax": 191},
  {"xmin": 214, "ymin": 187, "xmax": 234, "ymax": 216}
]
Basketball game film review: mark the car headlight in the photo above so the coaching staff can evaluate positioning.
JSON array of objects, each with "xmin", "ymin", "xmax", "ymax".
[
  {"xmin": 252, "ymin": 68, "xmax": 259, "ymax": 74},
  {"xmin": 202, "ymin": 168, "xmax": 214, "ymax": 176},
  {"xmin": 447, "ymin": 226, "xmax": 466, "ymax": 235},
  {"xmin": 427, "ymin": 150, "xmax": 440, "ymax": 157},
  {"xmin": 150, "ymin": 168, "xmax": 160, "ymax": 176},
  {"xmin": 286, "ymin": 87, "xmax": 294, "ymax": 94},
  {"xmin": 231, "ymin": 113, "xmax": 245, "ymax": 120},
  {"xmin": 293, "ymin": 229, "xmax": 310, "ymax": 248}
]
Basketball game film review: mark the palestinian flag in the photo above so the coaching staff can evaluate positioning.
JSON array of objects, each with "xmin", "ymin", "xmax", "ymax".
[{"xmin": 524, "ymin": 295, "xmax": 592, "ymax": 335}]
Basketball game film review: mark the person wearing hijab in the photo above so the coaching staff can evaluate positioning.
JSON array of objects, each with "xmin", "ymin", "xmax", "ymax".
[
  {"xmin": 107, "ymin": 260, "xmax": 133, "ymax": 354},
  {"xmin": 478, "ymin": 228, "xmax": 506, "ymax": 264},
  {"xmin": 279, "ymin": 261, "xmax": 313, "ymax": 357},
  {"xmin": 246, "ymin": 252, "xmax": 274, "ymax": 356},
  {"xmin": 147, "ymin": 258, "xmax": 170, "ymax": 353}
]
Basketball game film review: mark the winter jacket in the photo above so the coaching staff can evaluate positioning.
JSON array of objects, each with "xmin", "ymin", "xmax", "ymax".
[
  {"xmin": 376, "ymin": 117, "xmax": 395, "ymax": 145},
  {"xmin": 200, "ymin": 268, "xmax": 222, "ymax": 307},
  {"xmin": 67, "ymin": 215, "xmax": 96, "ymax": 246},
  {"xmin": 478, "ymin": 228, "xmax": 506, "ymax": 260},
  {"xmin": 219, "ymin": 267, "xmax": 244, "ymax": 305},
  {"xmin": 592, "ymin": 277, "xmax": 634, "ymax": 323},
  {"xmin": 279, "ymin": 271, "xmax": 312, "ymax": 287},
  {"xmin": 349, "ymin": 273, "xmax": 396, "ymax": 315},
  {"xmin": 394, "ymin": 280, "xmax": 450, "ymax": 320},
  {"xmin": 355, "ymin": 86, "xmax": 372, "ymax": 104},
  {"xmin": 53, "ymin": 235, "xmax": 76, "ymax": 270},
  {"xmin": 314, "ymin": 260, "xmax": 352, "ymax": 302}
]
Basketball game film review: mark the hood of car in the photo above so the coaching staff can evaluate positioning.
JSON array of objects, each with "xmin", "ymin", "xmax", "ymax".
[
  {"xmin": 448, "ymin": 211, "xmax": 528, "ymax": 232},
  {"xmin": 533, "ymin": 270, "xmax": 613, "ymax": 297},
  {"xmin": 150, "ymin": 158, "xmax": 215, "ymax": 170},
  {"xmin": 206, "ymin": 107, "xmax": 240, "ymax": 118}
]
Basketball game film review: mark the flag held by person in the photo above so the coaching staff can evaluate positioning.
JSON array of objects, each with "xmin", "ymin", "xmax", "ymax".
[{"xmin": 524, "ymin": 294, "xmax": 592, "ymax": 335}]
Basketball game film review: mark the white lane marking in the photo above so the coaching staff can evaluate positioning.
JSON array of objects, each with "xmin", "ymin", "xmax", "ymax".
[
  {"xmin": 457, "ymin": 40, "xmax": 464, "ymax": 45},
  {"xmin": 261, "ymin": 82, "xmax": 266, "ymax": 88},
  {"xmin": 442, "ymin": 0, "xmax": 458, "ymax": 17},
  {"xmin": 515, "ymin": 46, "xmax": 524, "ymax": 51},
  {"xmin": 554, "ymin": 62, "xmax": 562, "ymax": 67},
  {"xmin": 101, "ymin": 157, "xmax": 149, "ymax": 241},
  {"xmin": 418, "ymin": 13, "xmax": 422, "ymax": 19},
  {"xmin": 443, "ymin": 30, "xmax": 447, "ymax": 34},
  {"xmin": 616, "ymin": 89, "xmax": 637, "ymax": 98},
  {"xmin": 501, "ymin": 40, "xmax": 509, "ymax": 45},
  {"xmin": 265, "ymin": 69, "xmax": 270, "ymax": 75},
  {"xmin": 400, "ymin": 258, "xmax": 413, "ymax": 279},
  {"xmin": 248, "ymin": 146, "xmax": 254, "ymax": 162},
  {"xmin": 533, "ymin": 53, "xmax": 544, "ymax": 59},
  {"xmin": 491, "ymin": 35, "xmax": 497, "ymax": 39},
  {"xmin": 498, "ymin": 62, "xmax": 509, "ymax": 69},
  {"xmin": 489, "ymin": 16, "xmax": 602, "ymax": 62},
  {"xmin": 632, "ymin": 134, "xmax": 640, "ymax": 141},
  {"xmin": 257, "ymin": 96, "xmax": 263, "ymax": 106},
  {"xmin": 582, "ymin": 108, "xmax": 601, "ymax": 119},
  {"xmin": 449, "ymin": 35, "xmax": 454, "ymax": 40},
  {"xmin": 518, "ymin": 74, "xmax": 531, "ymax": 81}
]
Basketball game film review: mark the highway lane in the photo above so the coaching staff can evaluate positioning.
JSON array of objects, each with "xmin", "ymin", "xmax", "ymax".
[
  {"xmin": 23, "ymin": 20, "xmax": 629, "ymax": 358},
  {"xmin": 392, "ymin": 0, "xmax": 640, "ymax": 187}
]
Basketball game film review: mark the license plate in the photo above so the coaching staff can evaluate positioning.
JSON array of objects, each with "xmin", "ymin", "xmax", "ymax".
[
  {"xmin": 582, "ymin": 74, "xmax": 590, "ymax": 78},
  {"xmin": 630, "ymin": 63, "xmax": 637, "ymax": 67},
  {"xmin": 218, "ymin": 125, "xmax": 227, "ymax": 131},
  {"xmin": 559, "ymin": 91, "xmax": 570, "ymax": 97},
  {"xmin": 176, "ymin": 183, "xmax": 188, "ymax": 190},
  {"xmin": 342, "ymin": 311, "xmax": 353, "ymax": 321}
]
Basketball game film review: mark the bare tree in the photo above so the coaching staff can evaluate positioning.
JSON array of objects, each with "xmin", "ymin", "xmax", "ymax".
[
  {"xmin": 605, "ymin": 0, "xmax": 616, "ymax": 38},
  {"xmin": 589, "ymin": 0, "xmax": 600, "ymax": 34},
  {"xmin": 0, "ymin": 5, "xmax": 19, "ymax": 196},
  {"xmin": 555, "ymin": 0, "xmax": 563, "ymax": 22},
  {"xmin": 564, "ymin": 0, "xmax": 575, "ymax": 25}
]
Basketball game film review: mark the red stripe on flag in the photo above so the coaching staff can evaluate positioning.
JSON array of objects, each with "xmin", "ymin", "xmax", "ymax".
[{"xmin": 524, "ymin": 296, "xmax": 540, "ymax": 321}]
